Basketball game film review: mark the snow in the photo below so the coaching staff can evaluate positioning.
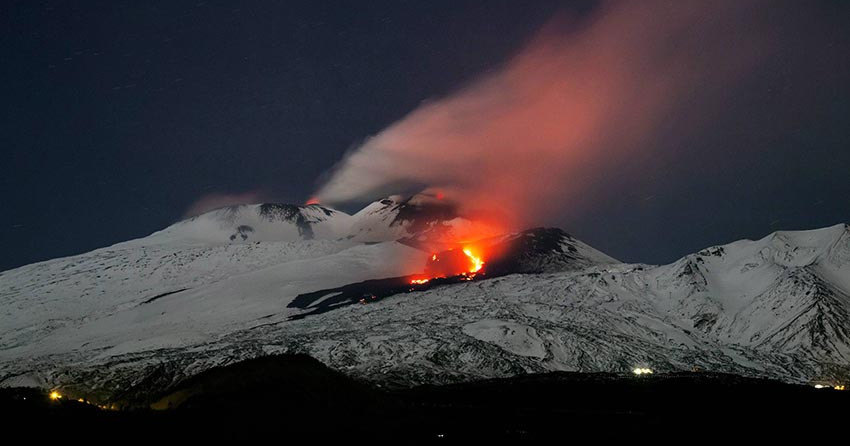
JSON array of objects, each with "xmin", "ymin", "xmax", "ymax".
[
  {"xmin": 0, "ymin": 240, "xmax": 425, "ymax": 361},
  {"xmin": 142, "ymin": 203, "xmax": 353, "ymax": 245},
  {"xmin": 462, "ymin": 319, "xmax": 548, "ymax": 358},
  {"xmin": 0, "ymin": 199, "xmax": 848, "ymax": 398}
]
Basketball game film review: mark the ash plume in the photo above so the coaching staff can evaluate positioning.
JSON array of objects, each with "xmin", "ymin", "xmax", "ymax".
[{"xmin": 313, "ymin": 0, "xmax": 776, "ymax": 228}]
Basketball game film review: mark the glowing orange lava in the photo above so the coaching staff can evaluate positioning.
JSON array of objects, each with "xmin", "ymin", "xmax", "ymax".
[
  {"xmin": 410, "ymin": 246, "xmax": 485, "ymax": 284},
  {"xmin": 463, "ymin": 248, "xmax": 484, "ymax": 273}
]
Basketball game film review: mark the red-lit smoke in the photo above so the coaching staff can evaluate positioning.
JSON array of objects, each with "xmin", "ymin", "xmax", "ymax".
[{"xmin": 313, "ymin": 0, "xmax": 774, "ymax": 229}]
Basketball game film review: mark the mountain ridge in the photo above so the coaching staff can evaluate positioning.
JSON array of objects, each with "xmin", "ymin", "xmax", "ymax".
[{"xmin": 1, "ymin": 201, "xmax": 848, "ymax": 402}]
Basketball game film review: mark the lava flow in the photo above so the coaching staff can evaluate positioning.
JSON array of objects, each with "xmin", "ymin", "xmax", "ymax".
[{"xmin": 410, "ymin": 247, "xmax": 485, "ymax": 285}]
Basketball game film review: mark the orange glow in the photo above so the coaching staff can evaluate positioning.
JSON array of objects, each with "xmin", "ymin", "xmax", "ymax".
[
  {"xmin": 305, "ymin": 197, "xmax": 320, "ymax": 205},
  {"xmin": 463, "ymin": 248, "xmax": 484, "ymax": 273},
  {"xmin": 411, "ymin": 245, "xmax": 486, "ymax": 284}
]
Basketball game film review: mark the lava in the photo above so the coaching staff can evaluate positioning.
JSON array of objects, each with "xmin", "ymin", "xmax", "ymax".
[
  {"xmin": 463, "ymin": 248, "xmax": 484, "ymax": 273},
  {"xmin": 410, "ymin": 246, "xmax": 485, "ymax": 284}
]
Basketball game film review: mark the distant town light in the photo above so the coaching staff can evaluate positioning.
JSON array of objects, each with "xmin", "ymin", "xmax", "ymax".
[
  {"xmin": 49, "ymin": 391, "xmax": 61, "ymax": 400},
  {"xmin": 813, "ymin": 384, "xmax": 845, "ymax": 390},
  {"xmin": 632, "ymin": 367, "xmax": 653, "ymax": 375}
]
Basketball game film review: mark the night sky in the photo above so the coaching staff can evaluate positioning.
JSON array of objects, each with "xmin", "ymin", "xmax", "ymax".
[{"xmin": 2, "ymin": 0, "xmax": 849, "ymax": 271}]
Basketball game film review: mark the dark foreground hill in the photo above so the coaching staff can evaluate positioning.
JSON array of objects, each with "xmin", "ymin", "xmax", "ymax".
[{"xmin": 3, "ymin": 354, "xmax": 847, "ymax": 441}]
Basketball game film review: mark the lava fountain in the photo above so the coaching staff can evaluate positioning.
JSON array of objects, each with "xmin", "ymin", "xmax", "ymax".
[{"xmin": 410, "ymin": 246, "xmax": 486, "ymax": 285}]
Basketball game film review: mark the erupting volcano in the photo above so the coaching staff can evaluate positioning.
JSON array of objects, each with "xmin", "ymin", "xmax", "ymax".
[{"xmin": 410, "ymin": 246, "xmax": 486, "ymax": 285}]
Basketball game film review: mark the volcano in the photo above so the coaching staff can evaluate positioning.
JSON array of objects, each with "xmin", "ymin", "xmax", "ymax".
[{"xmin": 1, "ymin": 197, "xmax": 849, "ymax": 408}]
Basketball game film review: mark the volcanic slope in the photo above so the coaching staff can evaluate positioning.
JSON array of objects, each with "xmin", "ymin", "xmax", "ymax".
[{"xmin": 1, "ymin": 199, "xmax": 849, "ymax": 401}]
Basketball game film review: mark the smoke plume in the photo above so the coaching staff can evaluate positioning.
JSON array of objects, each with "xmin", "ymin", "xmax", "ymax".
[{"xmin": 313, "ymin": 0, "xmax": 775, "ymax": 229}]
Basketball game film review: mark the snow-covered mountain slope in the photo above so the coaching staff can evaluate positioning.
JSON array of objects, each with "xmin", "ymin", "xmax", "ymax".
[
  {"xmin": 643, "ymin": 224, "xmax": 850, "ymax": 363},
  {"xmin": 0, "ymin": 196, "xmax": 512, "ymax": 368},
  {"xmin": 0, "ymin": 238, "xmax": 426, "ymax": 369},
  {"xmin": 0, "ymin": 199, "xmax": 440, "ymax": 390},
  {"xmin": 144, "ymin": 203, "xmax": 353, "ymax": 245},
  {"xmin": 122, "ymin": 223, "xmax": 846, "ymax": 394},
  {"xmin": 1, "ymin": 203, "xmax": 848, "ymax": 404}
]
